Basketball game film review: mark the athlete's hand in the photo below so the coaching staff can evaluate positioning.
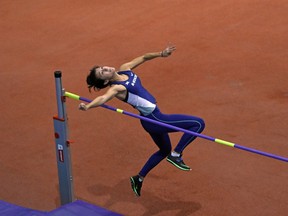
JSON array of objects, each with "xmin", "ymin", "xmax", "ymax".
[
  {"xmin": 79, "ymin": 103, "xmax": 88, "ymax": 111},
  {"xmin": 161, "ymin": 44, "xmax": 176, "ymax": 57}
]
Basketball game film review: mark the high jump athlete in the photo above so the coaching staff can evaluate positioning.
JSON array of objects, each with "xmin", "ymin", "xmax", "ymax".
[{"xmin": 79, "ymin": 45, "xmax": 205, "ymax": 197}]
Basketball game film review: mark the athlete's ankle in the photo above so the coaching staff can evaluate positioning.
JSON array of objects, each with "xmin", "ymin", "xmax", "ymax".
[{"xmin": 171, "ymin": 151, "xmax": 181, "ymax": 157}]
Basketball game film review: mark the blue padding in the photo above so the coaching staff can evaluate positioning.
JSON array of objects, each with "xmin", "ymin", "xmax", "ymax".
[
  {"xmin": 0, "ymin": 200, "xmax": 47, "ymax": 216},
  {"xmin": 0, "ymin": 200, "xmax": 122, "ymax": 216},
  {"xmin": 48, "ymin": 200, "xmax": 123, "ymax": 216}
]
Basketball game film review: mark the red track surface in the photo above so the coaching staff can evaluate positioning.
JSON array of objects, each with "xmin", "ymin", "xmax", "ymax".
[{"xmin": 1, "ymin": 1, "xmax": 287, "ymax": 215}]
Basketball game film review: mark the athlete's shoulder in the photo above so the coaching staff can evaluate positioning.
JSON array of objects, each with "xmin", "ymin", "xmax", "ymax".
[{"xmin": 110, "ymin": 83, "xmax": 127, "ymax": 91}]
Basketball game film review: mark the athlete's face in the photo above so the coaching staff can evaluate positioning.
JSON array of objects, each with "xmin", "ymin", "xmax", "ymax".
[{"xmin": 95, "ymin": 66, "xmax": 115, "ymax": 80}]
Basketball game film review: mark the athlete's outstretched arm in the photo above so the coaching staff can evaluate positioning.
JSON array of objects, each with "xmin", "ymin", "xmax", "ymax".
[
  {"xmin": 78, "ymin": 85, "xmax": 126, "ymax": 111},
  {"xmin": 119, "ymin": 44, "xmax": 176, "ymax": 71}
]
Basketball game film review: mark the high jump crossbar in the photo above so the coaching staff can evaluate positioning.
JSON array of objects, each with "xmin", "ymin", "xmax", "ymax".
[{"xmin": 64, "ymin": 91, "xmax": 288, "ymax": 163}]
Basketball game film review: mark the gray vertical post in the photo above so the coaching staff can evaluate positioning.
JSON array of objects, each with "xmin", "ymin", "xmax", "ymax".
[{"xmin": 53, "ymin": 71, "xmax": 75, "ymax": 205}]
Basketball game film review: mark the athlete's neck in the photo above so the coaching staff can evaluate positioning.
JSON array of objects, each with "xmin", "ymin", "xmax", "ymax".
[{"xmin": 110, "ymin": 72, "xmax": 128, "ymax": 82}]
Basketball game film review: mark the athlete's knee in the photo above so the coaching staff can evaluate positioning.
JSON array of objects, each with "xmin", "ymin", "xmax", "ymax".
[
  {"xmin": 198, "ymin": 118, "xmax": 205, "ymax": 132},
  {"xmin": 190, "ymin": 118, "xmax": 205, "ymax": 133}
]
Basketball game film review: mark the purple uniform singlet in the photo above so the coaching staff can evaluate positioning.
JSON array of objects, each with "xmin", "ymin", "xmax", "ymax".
[
  {"xmin": 111, "ymin": 70, "xmax": 205, "ymax": 177},
  {"xmin": 111, "ymin": 70, "xmax": 157, "ymax": 116}
]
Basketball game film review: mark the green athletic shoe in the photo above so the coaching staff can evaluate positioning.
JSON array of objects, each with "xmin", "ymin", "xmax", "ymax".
[
  {"xmin": 130, "ymin": 175, "xmax": 143, "ymax": 197},
  {"xmin": 166, "ymin": 154, "xmax": 191, "ymax": 171}
]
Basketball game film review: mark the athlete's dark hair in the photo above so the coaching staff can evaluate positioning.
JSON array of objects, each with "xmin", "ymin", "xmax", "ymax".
[{"xmin": 86, "ymin": 65, "xmax": 110, "ymax": 92}]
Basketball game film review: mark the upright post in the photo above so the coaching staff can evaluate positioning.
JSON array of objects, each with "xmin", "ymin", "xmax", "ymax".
[{"xmin": 53, "ymin": 71, "xmax": 75, "ymax": 205}]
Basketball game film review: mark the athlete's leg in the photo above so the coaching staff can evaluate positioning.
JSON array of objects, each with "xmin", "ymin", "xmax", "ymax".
[
  {"xmin": 138, "ymin": 132, "xmax": 171, "ymax": 177},
  {"xmin": 138, "ymin": 108, "xmax": 205, "ymax": 173},
  {"xmin": 148, "ymin": 110, "xmax": 205, "ymax": 153},
  {"xmin": 173, "ymin": 116, "xmax": 205, "ymax": 153}
]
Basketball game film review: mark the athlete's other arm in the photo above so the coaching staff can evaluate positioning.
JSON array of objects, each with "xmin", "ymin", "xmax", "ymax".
[{"xmin": 119, "ymin": 44, "xmax": 176, "ymax": 71}]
